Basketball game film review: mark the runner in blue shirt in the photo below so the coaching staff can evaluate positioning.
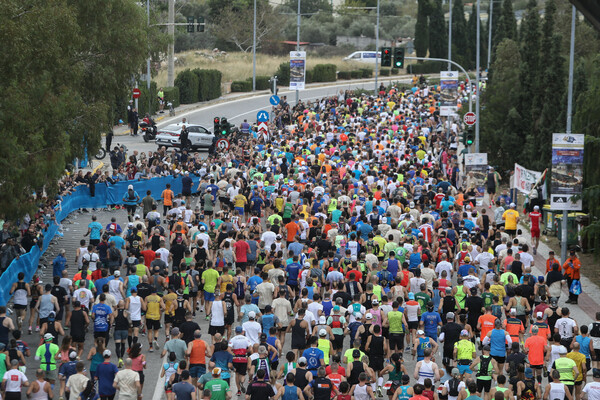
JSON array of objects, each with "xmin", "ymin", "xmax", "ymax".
[
  {"xmin": 85, "ymin": 216, "xmax": 103, "ymax": 246},
  {"xmin": 302, "ymin": 337, "xmax": 325, "ymax": 374},
  {"xmin": 421, "ymin": 302, "xmax": 442, "ymax": 341},
  {"xmin": 91, "ymin": 294, "xmax": 113, "ymax": 343}
]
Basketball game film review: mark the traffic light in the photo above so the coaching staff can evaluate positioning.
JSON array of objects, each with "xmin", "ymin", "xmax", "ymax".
[
  {"xmin": 381, "ymin": 47, "xmax": 392, "ymax": 67},
  {"xmin": 220, "ymin": 117, "xmax": 229, "ymax": 135},
  {"xmin": 197, "ymin": 17, "xmax": 205, "ymax": 32},
  {"xmin": 213, "ymin": 117, "xmax": 220, "ymax": 136},
  {"xmin": 393, "ymin": 47, "xmax": 405, "ymax": 68},
  {"xmin": 187, "ymin": 16, "xmax": 195, "ymax": 33},
  {"xmin": 464, "ymin": 127, "xmax": 475, "ymax": 146}
]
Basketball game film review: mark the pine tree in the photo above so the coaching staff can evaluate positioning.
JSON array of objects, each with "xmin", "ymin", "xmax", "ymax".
[
  {"xmin": 466, "ymin": 4, "xmax": 477, "ymax": 70},
  {"xmin": 531, "ymin": 0, "xmax": 556, "ymax": 125},
  {"xmin": 414, "ymin": 0, "xmax": 430, "ymax": 58},
  {"xmin": 428, "ymin": 0, "xmax": 447, "ymax": 58},
  {"xmin": 451, "ymin": 0, "xmax": 468, "ymax": 67},
  {"xmin": 494, "ymin": 0, "xmax": 517, "ymax": 51}
]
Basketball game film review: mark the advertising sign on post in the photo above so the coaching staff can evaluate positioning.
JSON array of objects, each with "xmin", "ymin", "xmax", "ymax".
[
  {"xmin": 551, "ymin": 133, "xmax": 584, "ymax": 210},
  {"xmin": 513, "ymin": 163, "xmax": 542, "ymax": 194},
  {"xmin": 464, "ymin": 153, "xmax": 488, "ymax": 197},
  {"xmin": 440, "ymin": 71, "xmax": 459, "ymax": 116},
  {"xmin": 289, "ymin": 51, "xmax": 306, "ymax": 91}
]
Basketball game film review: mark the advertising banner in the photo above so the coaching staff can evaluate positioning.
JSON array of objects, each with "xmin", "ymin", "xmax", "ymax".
[
  {"xmin": 289, "ymin": 51, "xmax": 306, "ymax": 90},
  {"xmin": 513, "ymin": 163, "xmax": 542, "ymax": 194},
  {"xmin": 440, "ymin": 71, "xmax": 459, "ymax": 116},
  {"xmin": 551, "ymin": 133, "xmax": 584, "ymax": 210},
  {"xmin": 464, "ymin": 153, "xmax": 488, "ymax": 196}
]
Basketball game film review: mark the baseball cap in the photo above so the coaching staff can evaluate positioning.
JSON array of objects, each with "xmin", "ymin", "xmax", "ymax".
[
  {"xmin": 408, "ymin": 292, "xmax": 415, "ymax": 300},
  {"xmin": 103, "ymin": 349, "xmax": 111, "ymax": 357},
  {"xmin": 319, "ymin": 316, "xmax": 327, "ymax": 324},
  {"xmin": 235, "ymin": 326, "xmax": 243, "ymax": 333},
  {"xmin": 114, "ymin": 270, "xmax": 121, "ymax": 276},
  {"xmin": 303, "ymin": 262, "xmax": 310, "ymax": 268},
  {"xmin": 510, "ymin": 308, "xmax": 517, "ymax": 315},
  {"xmin": 534, "ymin": 205, "xmax": 540, "ymax": 210},
  {"xmin": 593, "ymin": 368, "xmax": 600, "ymax": 378},
  {"xmin": 524, "ymin": 368, "xmax": 533, "ymax": 378},
  {"xmin": 366, "ymin": 313, "xmax": 373, "ymax": 320},
  {"xmin": 333, "ymin": 305, "xmax": 340, "ymax": 311},
  {"xmin": 550, "ymin": 297, "xmax": 558, "ymax": 306},
  {"xmin": 417, "ymin": 330, "xmax": 425, "ymax": 335},
  {"xmin": 69, "ymin": 351, "xmax": 78, "ymax": 360},
  {"xmin": 446, "ymin": 312, "xmax": 455, "ymax": 320},
  {"xmin": 248, "ymin": 311, "xmax": 256, "ymax": 319},
  {"xmin": 510, "ymin": 202, "xmax": 516, "ymax": 208},
  {"xmin": 200, "ymin": 226, "xmax": 206, "ymax": 231},
  {"xmin": 276, "ymin": 234, "xmax": 282, "ymax": 240},
  {"xmin": 44, "ymin": 333, "xmax": 54, "ymax": 341},
  {"xmin": 212, "ymin": 368, "xmax": 222, "ymax": 375},
  {"xmin": 372, "ymin": 298, "xmax": 379, "ymax": 305},
  {"xmin": 128, "ymin": 184, "xmax": 134, "ymax": 190},
  {"xmin": 536, "ymin": 311, "xmax": 543, "ymax": 318},
  {"xmin": 319, "ymin": 329, "xmax": 327, "ymax": 337},
  {"xmin": 298, "ymin": 357, "xmax": 307, "ymax": 365},
  {"xmin": 460, "ymin": 329, "xmax": 469, "ymax": 336},
  {"xmin": 559, "ymin": 346, "xmax": 568, "ymax": 354},
  {"xmin": 355, "ymin": 312, "xmax": 363, "ymax": 319}
]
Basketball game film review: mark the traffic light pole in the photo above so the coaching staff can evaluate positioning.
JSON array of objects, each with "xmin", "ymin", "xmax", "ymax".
[
  {"xmin": 404, "ymin": 56, "xmax": 473, "ymax": 113},
  {"xmin": 374, "ymin": 0, "xmax": 380, "ymax": 93},
  {"xmin": 296, "ymin": 0, "xmax": 301, "ymax": 105}
]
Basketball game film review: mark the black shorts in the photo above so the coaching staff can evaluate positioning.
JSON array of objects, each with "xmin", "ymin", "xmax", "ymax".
[
  {"xmin": 137, "ymin": 371, "xmax": 145, "ymax": 385},
  {"xmin": 72, "ymin": 335, "xmax": 86, "ymax": 344},
  {"xmin": 443, "ymin": 347, "xmax": 454, "ymax": 360},
  {"xmin": 594, "ymin": 349, "xmax": 600, "ymax": 361},
  {"xmin": 208, "ymin": 325, "xmax": 225, "ymax": 336},
  {"xmin": 90, "ymin": 239, "xmax": 100, "ymax": 246},
  {"xmin": 291, "ymin": 339, "xmax": 306, "ymax": 350},
  {"xmin": 13, "ymin": 304, "xmax": 27, "ymax": 310},
  {"xmin": 132, "ymin": 320, "xmax": 141, "ymax": 328},
  {"xmin": 389, "ymin": 333, "xmax": 405, "ymax": 351},
  {"xmin": 164, "ymin": 315, "xmax": 174, "ymax": 324},
  {"xmin": 190, "ymin": 290, "xmax": 198, "ymax": 298},
  {"xmin": 225, "ymin": 315, "xmax": 234, "ymax": 326},
  {"xmin": 575, "ymin": 381, "xmax": 583, "ymax": 386},
  {"xmin": 492, "ymin": 355, "xmax": 505, "ymax": 364},
  {"xmin": 408, "ymin": 321, "xmax": 419, "ymax": 330},
  {"xmin": 146, "ymin": 319, "xmax": 161, "ymax": 331},
  {"xmin": 333, "ymin": 334, "xmax": 344, "ymax": 349},
  {"xmin": 233, "ymin": 361, "xmax": 247, "ymax": 375},
  {"xmin": 476, "ymin": 379, "xmax": 492, "ymax": 393},
  {"xmin": 369, "ymin": 356, "xmax": 384, "ymax": 371},
  {"xmin": 530, "ymin": 364, "xmax": 543, "ymax": 369},
  {"xmin": 486, "ymin": 187, "xmax": 496, "ymax": 195},
  {"xmin": 505, "ymin": 229, "xmax": 516, "ymax": 236},
  {"xmin": 126, "ymin": 205, "xmax": 136, "ymax": 214},
  {"xmin": 182, "ymin": 190, "xmax": 191, "ymax": 197}
]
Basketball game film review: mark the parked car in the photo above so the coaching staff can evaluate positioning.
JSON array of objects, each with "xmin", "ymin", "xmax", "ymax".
[
  {"xmin": 343, "ymin": 51, "xmax": 381, "ymax": 64},
  {"xmin": 155, "ymin": 123, "xmax": 214, "ymax": 150}
]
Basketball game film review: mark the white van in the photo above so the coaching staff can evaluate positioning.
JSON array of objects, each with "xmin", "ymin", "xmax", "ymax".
[{"xmin": 343, "ymin": 51, "xmax": 381, "ymax": 64}]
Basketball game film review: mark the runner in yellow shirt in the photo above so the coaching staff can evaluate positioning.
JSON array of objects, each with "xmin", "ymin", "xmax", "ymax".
[{"xmin": 502, "ymin": 203, "xmax": 520, "ymax": 237}]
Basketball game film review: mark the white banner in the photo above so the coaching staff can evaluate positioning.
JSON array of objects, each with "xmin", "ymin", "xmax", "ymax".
[
  {"xmin": 289, "ymin": 51, "xmax": 306, "ymax": 91},
  {"xmin": 440, "ymin": 71, "xmax": 458, "ymax": 116},
  {"xmin": 513, "ymin": 163, "xmax": 542, "ymax": 194}
]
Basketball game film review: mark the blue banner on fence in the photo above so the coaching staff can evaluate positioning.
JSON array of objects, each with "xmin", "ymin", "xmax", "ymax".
[{"xmin": 0, "ymin": 174, "xmax": 203, "ymax": 306}]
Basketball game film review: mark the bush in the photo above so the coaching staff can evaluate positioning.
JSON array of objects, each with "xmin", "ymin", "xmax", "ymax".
[
  {"xmin": 192, "ymin": 69, "xmax": 222, "ymax": 101},
  {"xmin": 305, "ymin": 69, "xmax": 313, "ymax": 84},
  {"xmin": 255, "ymin": 76, "xmax": 270, "ymax": 90},
  {"xmin": 275, "ymin": 62, "xmax": 290, "ymax": 86},
  {"xmin": 360, "ymin": 68, "xmax": 373, "ymax": 78},
  {"xmin": 174, "ymin": 69, "xmax": 199, "ymax": 104},
  {"xmin": 391, "ymin": 68, "xmax": 399, "ymax": 75},
  {"xmin": 231, "ymin": 80, "xmax": 252, "ymax": 92},
  {"xmin": 337, "ymin": 71, "xmax": 351, "ymax": 80},
  {"xmin": 162, "ymin": 87, "xmax": 180, "ymax": 108},
  {"xmin": 350, "ymin": 70, "xmax": 362, "ymax": 79},
  {"xmin": 311, "ymin": 64, "xmax": 336, "ymax": 82},
  {"xmin": 138, "ymin": 81, "xmax": 158, "ymax": 117},
  {"xmin": 379, "ymin": 69, "xmax": 390, "ymax": 76},
  {"xmin": 407, "ymin": 61, "xmax": 445, "ymax": 74}
]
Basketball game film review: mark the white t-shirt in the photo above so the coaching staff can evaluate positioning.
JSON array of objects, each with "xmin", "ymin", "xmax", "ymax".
[
  {"xmin": 210, "ymin": 300, "xmax": 225, "ymax": 327},
  {"xmin": 3, "ymin": 369, "xmax": 28, "ymax": 392},
  {"xmin": 475, "ymin": 252, "xmax": 494, "ymax": 270},
  {"xmin": 155, "ymin": 248, "xmax": 170, "ymax": 263},
  {"xmin": 229, "ymin": 335, "xmax": 252, "ymax": 351},
  {"xmin": 555, "ymin": 317, "xmax": 577, "ymax": 339},
  {"xmin": 519, "ymin": 252, "xmax": 534, "ymax": 268},
  {"xmin": 242, "ymin": 320, "xmax": 262, "ymax": 345},
  {"xmin": 583, "ymin": 382, "xmax": 600, "ymax": 400},
  {"xmin": 83, "ymin": 252, "xmax": 100, "ymax": 272},
  {"xmin": 435, "ymin": 261, "xmax": 453, "ymax": 279},
  {"xmin": 307, "ymin": 302, "xmax": 324, "ymax": 321}
]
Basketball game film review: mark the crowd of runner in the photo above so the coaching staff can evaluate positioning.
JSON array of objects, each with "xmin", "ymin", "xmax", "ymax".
[{"xmin": 1, "ymin": 83, "xmax": 599, "ymax": 400}]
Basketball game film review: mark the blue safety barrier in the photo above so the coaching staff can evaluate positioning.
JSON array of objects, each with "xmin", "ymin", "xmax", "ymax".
[{"xmin": 0, "ymin": 174, "xmax": 202, "ymax": 306}]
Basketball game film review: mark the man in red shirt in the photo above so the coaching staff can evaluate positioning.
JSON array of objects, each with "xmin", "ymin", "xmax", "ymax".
[
  {"xmin": 434, "ymin": 188, "xmax": 445, "ymax": 210},
  {"xmin": 529, "ymin": 205, "xmax": 542, "ymax": 254},
  {"xmin": 140, "ymin": 242, "xmax": 156, "ymax": 267},
  {"xmin": 233, "ymin": 233, "xmax": 250, "ymax": 272}
]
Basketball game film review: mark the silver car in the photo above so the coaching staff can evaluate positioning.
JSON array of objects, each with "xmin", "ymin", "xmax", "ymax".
[{"xmin": 155, "ymin": 123, "xmax": 214, "ymax": 149}]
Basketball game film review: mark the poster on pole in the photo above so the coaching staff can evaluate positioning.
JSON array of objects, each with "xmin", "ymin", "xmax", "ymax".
[
  {"xmin": 289, "ymin": 51, "xmax": 306, "ymax": 91},
  {"xmin": 513, "ymin": 163, "xmax": 542, "ymax": 194},
  {"xmin": 464, "ymin": 153, "xmax": 488, "ymax": 197},
  {"xmin": 440, "ymin": 71, "xmax": 459, "ymax": 116},
  {"xmin": 550, "ymin": 133, "xmax": 584, "ymax": 210}
]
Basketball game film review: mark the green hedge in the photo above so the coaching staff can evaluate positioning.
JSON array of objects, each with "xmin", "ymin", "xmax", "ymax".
[
  {"xmin": 380, "ymin": 69, "xmax": 391, "ymax": 76},
  {"xmin": 350, "ymin": 70, "xmax": 362, "ymax": 79},
  {"xmin": 192, "ymin": 69, "xmax": 222, "ymax": 101},
  {"xmin": 360, "ymin": 68, "xmax": 373, "ymax": 78},
  {"xmin": 305, "ymin": 69, "xmax": 313, "ymax": 84},
  {"xmin": 231, "ymin": 80, "xmax": 252, "ymax": 92},
  {"xmin": 311, "ymin": 64, "xmax": 336, "ymax": 82},
  {"xmin": 338, "ymin": 71, "xmax": 351, "ymax": 80},
  {"xmin": 275, "ymin": 62, "xmax": 290, "ymax": 86},
  {"xmin": 138, "ymin": 81, "xmax": 158, "ymax": 117},
  {"xmin": 391, "ymin": 68, "xmax": 399, "ymax": 75},
  {"xmin": 162, "ymin": 86, "xmax": 180, "ymax": 108},
  {"xmin": 174, "ymin": 69, "xmax": 199, "ymax": 104},
  {"xmin": 255, "ymin": 76, "xmax": 270, "ymax": 90},
  {"xmin": 407, "ymin": 61, "xmax": 445, "ymax": 74}
]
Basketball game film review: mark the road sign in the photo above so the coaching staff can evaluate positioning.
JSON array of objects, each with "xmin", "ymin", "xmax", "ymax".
[
  {"xmin": 464, "ymin": 112, "xmax": 477, "ymax": 126},
  {"xmin": 258, "ymin": 122, "xmax": 268, "ymax": 132},
  {"xmin": 269, "ymin": 95, "xmax": 280, "ymax": 106},
  {"xmin": 257, "ymin": 110, "xmax": 269, "ymax": 122},
  {"xmin": 215, "ymin": 138, "xmax": 230, "ymax": 152},
  {"xmin": 132, "ymin": 88, "xmax": 141, "ymax": 99}
]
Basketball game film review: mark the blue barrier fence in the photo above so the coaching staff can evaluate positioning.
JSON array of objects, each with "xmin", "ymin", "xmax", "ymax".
[{"xmin": 0, "ymin": 175, "xmax": 201, "ymax": 306}]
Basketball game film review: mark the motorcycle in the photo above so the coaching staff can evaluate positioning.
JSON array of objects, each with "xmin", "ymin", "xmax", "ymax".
[{"xmin": 139, "ymin": 120, "xmax": 157, "ymax": 142}]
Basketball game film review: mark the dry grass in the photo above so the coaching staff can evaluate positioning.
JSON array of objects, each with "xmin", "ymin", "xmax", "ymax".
[{"xmin": 155, "ymin": 50, "xmax": 370, "ymax": 86}]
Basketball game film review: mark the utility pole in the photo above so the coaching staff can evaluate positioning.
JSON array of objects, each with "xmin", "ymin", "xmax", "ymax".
[
  {"xmin": 296, "ymin": 0, "xmax": 301, "ymax": 105},
  {"xmin": 374, "ymin": 0, "xmax": 380, "ymax": 93},
  {"xmin": 475, "ymin": 0, "xmax": 481, "ymax": 152},
  {"xmin": 167, "ymin": 0, "xmax": 175, "ymax": 87},
  {"xmin": 487, "ymin": 0, "xmax": 493, "ymax": 70},
  {"xmin": 448, "ymin": 0, "xmax": 452, "ymax": 70},
  {"xmin": 252, "ymin": 0, "xmax": 257, "ymax": 91},
  {"xmin": 562, "ymin": 5, "xmax": 577, "ymax": 264},
  {"xmin": 147, "ymin": 0, "xmax": 152, "ymax": 114}
]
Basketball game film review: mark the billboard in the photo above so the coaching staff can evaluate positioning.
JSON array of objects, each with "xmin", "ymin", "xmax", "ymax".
[
  {"xmin": 551, "ymin": 133, "xmax": 584, "ymax": 210},
  {"xmin": 289, "ymin": 51, "xmax": 306, "ymax": 91},
  {"xmin": 465, "ymin": 153, "xmax": 488, "ymax": 196},
  {"xmin": 440, "ymin": 71, "xmax": 459, "ymax": 116}
]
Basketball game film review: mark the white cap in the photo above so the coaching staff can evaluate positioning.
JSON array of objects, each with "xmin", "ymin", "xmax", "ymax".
[
  {"xmin": 510, "ymin": 308, "xmax": 517, "ymax": 315},
  {"xmin": 534, "ymin": 205, "xmax": 540, "ymax": 210},
  {"xmin": 248, "ymin": 311, "xmax": 256, "ymax": 319},
  {"xmin": 319, "ymin": 329, "xmax": 327, "ymax": 337},
  {"xmin": 69, "ymin": 351, "xmax": 78, "ymax": 359},
  {"xmin": 536, "ymin": 311, "xmax": 543, "ymax": 318},
  {"xmin": 365, "ymin": 313, "xmax": 373, "ymax": 320},
  {"xmin": 103, "ymin": 349, "xmax": 111, "ymax": 357},
  {"xmin": 510, "ymin": 202, "xmax": 516, "ymax": 208},
  {"xmin": 128, "ymin": 184, "xmax": 134, "ymax": 190},
  {"xmin": 319, "ymin": 316, "xmax": 326, "ymax": 324},
  {"xmin": 372, "ymin": 298, "xmax": 379, "ymax": 305},
  {"xmin": 355, "ymin": 312, "xmax": 363, "ymax": 319},
  {"xmin": 558, "ymin": 346, "xmax": 568, "ymax": 354},
  {"xmin": 417, "ymin": 329, "xmax": 425, "ymax": 335}
]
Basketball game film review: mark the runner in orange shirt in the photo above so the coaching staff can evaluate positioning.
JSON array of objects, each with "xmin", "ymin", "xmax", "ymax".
[
  {"xmin": 503, "ymin": 309, "xmax": 525, "ymax": 344},
  {"xmin": 284, "ymin": 216, "xmax": 301, "ymax": 245},
  {"xmin": 524, "ymin": 325, "xmax": 548, "ymax": 383},
  {"xmin": 477, "ymin": 307, "xmax": 497, "ymax": 342},
  {"xmin": 161, "ymin": 183, "xmax": 174, "ymax": 217}
]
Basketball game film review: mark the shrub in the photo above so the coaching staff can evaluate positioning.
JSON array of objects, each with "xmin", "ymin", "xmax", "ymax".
[
  {"xmin": 305, "ymin": 68, "xmax": 313, "ymax": 84},
  {"xmin": 255, "ymin": 76, "xmax": 270, "ymax": 90},
  {"xmin": 231, "ymin": 80, "xmax": 252, "ymax": 92},
  {"xmin": 391, "ymin": 68, "xmax": 399, "ymax": 75},
  {"xmin": 275, "ymin": 62, "xmax": 290, "ymax": 86},
  {"xmin": 360, "ymin": 68, "xmax": 373, "ymax": 78},
  {"xmin": 379, "ymin": 69, "xmax": 390, "ymax": 76},
  {"xmin": 338, "ymin": 71, "xmax": 351, "ymax": 80},
  {"xmin": 350, "ymin": 70, "xmax": 362, "ymax": 79},
  {"xmin": 138, "ymin": 81, "xmax": 158, "ymax": 116},
  {"xmin": 162, "ymin": 86, "xmax": 180, "ymax": 108},
  {"xmin": 311, "ymin": 64, "xmax": 336, "ymax": 82},
  {"xmin": 174, "ymin": 69, "xmax": 199, "ymax": 104},
  {"xmin": 192, "ymin": 69, "xmax": 222, "ymax": 101},
  {"xmin": 407, "ymin": 61, "xmax": 445, "ymax": 74}
]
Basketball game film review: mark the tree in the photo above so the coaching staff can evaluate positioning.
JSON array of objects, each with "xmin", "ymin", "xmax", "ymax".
[
  {"xmin": 451, "ymin": 0, "xmax": 468, "ymax": 67},
  {"xmin": 466, "ymin": 4, "xmax": 487, "ymax": 70},
  {"xmin": 414, "ymin": 0, "xmax": 430, "ymax": 58},
  {"xmin": 428, "ymin": 0, "xmax": 447, "ymax": 59},
  {"xmin": 283, "ymin": 0, "xmax": 332, "ymax": 15},
  {"xmin": 211, "ymin": 0, "xmax": 281, "ymax": 52},
  {"xmin": 493, "ymin": 0, "xmax": 517, "ymax": 56},
  {"xmin": 0, "ymin": 0, "xmax": 166, "ymax": 218}
]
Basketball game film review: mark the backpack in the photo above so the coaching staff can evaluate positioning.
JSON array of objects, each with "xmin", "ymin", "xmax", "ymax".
[
  {"xmin": 448, "ymin": 378, "xmax": 461, "ymax": 397},
  {"xmin": 170, "ymin": 273, "xmax": 182, "ymax": 291},
  {"xmin": 330, "ymin": 314, "xmax": 342, "ymax": 329},
  {"xmin": 109, "ymin": 247, "xmax": 121, "ymax": 261},
  {"xmin": 521, "ymin": 380, "xmax": 536, "ymax": 400},
  {"xmin": 379, "ymin": 270, "xmax": 393, "ymax": 288},
  {"xmin": 537, "ymin": 284, "xmax": 547, "ymax": 299},
  {"xmin": 590, "ymin": 322, "xmax": 600, "ymax": 338},
  {"xmin": 128, "ymin": 190, "xmax": 136, "ymax": 201}
]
